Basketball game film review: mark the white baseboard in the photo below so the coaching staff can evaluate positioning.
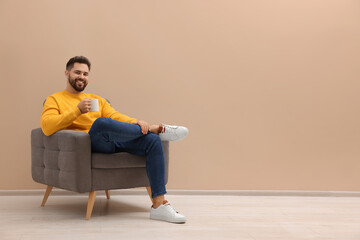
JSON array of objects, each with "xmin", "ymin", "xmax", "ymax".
[{"xmin": 0, "ymin": 189, "xmax": 359, "ymax": 197}]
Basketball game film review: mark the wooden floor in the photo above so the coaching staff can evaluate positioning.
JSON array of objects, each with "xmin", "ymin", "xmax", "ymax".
[{"xmin": 0, "ymin": 191, "xmax": 359, "ymax": 240}]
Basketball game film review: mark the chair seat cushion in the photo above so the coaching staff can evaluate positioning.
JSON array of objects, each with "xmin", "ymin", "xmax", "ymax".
[{"xmin": 91, "ymin": 152, "xmax": 146, "ymax": 169}]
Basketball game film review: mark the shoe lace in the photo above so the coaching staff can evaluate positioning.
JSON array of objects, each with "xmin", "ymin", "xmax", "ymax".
[
  {"xmin": 164, "ymin": 203, "xmax": 179, "ymax": 214},
  {"xmin": 161, "ymin": 124, "xmax": 178, "ymax": 134}
]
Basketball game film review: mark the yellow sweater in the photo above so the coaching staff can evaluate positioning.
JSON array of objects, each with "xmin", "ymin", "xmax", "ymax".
[{"xmin": 41, "ymin": 90, "xmax": 137, "ymax": 136}]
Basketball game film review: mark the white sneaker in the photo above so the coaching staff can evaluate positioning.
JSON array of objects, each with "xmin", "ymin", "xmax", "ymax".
[
  {"xmin": 150, "ymin": 203, "xmax": 186, "ymax": 223},
  {"xmin": 159, "ymin": 124, "xmax": 189, "ymax": 141}
]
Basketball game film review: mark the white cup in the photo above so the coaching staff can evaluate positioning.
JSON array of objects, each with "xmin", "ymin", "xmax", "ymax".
[{"xmin": 90, "ymin": 99, "xmax": 99, "ymax": 112}]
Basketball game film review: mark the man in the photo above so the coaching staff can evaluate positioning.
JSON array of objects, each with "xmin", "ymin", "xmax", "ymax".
[{"xmin": 41, "ymin": 56, "xmax": 188, "ymax": 223}]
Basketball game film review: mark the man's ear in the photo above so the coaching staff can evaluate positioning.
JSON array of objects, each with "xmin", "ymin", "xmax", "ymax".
[{"xmin": 65, "ymin": 70, "xmax": 69, "ymax": 78}]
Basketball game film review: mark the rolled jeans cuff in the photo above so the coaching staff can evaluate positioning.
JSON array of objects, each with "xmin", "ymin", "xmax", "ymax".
[{"xmin": 152, "ymin": 190, "xmax": 167, "ymax": 199}]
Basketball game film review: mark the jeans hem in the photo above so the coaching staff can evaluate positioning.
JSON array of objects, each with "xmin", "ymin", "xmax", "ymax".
[{"xmin": 152, "ymin": 190, "xmax": 167, "ymax": 199}]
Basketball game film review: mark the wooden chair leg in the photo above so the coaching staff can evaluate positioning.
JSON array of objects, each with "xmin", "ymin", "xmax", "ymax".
[
  {"xmin": 86, "ymin": 191, "xmax": 97, "ymax": 220},
  {"xmin": 41, "ymin": 185, "xmax": 53, "ymax": 207},
  {"xmin": 146, "ymin": 186, "xmax": 153, "ymax": 204},
  {"xmin": 105, "ymin": 190, "xmax": 110, "ymax": 199}
]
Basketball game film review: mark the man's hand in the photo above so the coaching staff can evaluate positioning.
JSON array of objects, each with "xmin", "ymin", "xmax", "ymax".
[
  {"xmin": 77, "ymin": 98, "xmax": 92, "ymax": 114},
  {"xmin": 132, "ymin": 120, "xmax": 150, "ymax": 134}
]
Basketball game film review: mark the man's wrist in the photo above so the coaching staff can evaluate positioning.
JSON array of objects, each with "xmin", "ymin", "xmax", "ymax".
[{"xmin": 76, "ymin": 106, "xmax": 83, "ymax": 114}]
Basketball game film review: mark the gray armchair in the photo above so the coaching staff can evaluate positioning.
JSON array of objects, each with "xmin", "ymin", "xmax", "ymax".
[{"xmin": 31, "ymin": 128, "xmax": 169, "ymax": 219}]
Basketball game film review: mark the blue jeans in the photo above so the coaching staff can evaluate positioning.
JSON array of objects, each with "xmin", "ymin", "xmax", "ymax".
[{"xmin": 88, "ymin": 117, "xmax": 167, "ymax": 198}]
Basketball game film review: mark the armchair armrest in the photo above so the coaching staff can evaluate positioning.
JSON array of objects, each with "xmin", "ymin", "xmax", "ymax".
[{"xmin": 31, "ymin": 128, "xmax": 92, "ymax": 193}]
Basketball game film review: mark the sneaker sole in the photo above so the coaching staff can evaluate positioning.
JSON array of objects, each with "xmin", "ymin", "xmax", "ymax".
[{"xmin": 150, "ymin": 214, "xmax": 186, "ymax": 224}]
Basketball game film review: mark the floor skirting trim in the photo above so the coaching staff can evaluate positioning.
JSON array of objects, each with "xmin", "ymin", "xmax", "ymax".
[{"xmin": 0, "ymin": 189, "xmax": 359, "ymax": 197}]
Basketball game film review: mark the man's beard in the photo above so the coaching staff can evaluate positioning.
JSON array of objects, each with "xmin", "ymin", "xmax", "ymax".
[{"xmin": 68, "ymin": 75, "xmax": 87, "ymax": 92}]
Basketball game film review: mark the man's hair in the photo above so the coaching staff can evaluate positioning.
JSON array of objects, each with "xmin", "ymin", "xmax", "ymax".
[{"xmin": 66, "ymin": 56, "xmax": 91, "ymax": 71}]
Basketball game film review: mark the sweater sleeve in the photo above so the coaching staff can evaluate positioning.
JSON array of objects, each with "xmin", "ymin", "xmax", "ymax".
[
  {"xmin": 101, "ymin": 98, "xmax": 137, "ymax": 123},
  {"xmin": 40, "ymin": 96, "xmax": 82, "ymax": 136}
]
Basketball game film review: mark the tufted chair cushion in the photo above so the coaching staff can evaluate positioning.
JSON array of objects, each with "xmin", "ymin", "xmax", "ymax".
[{"xmin": 92, "ymin": 152, "xmax": 146, "ymax": 169}]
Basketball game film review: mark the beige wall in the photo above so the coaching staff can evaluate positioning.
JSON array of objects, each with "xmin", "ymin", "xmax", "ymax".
[{"xmin": 0, "ymin": 0, "xmax": 359, "ymax": 191}]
